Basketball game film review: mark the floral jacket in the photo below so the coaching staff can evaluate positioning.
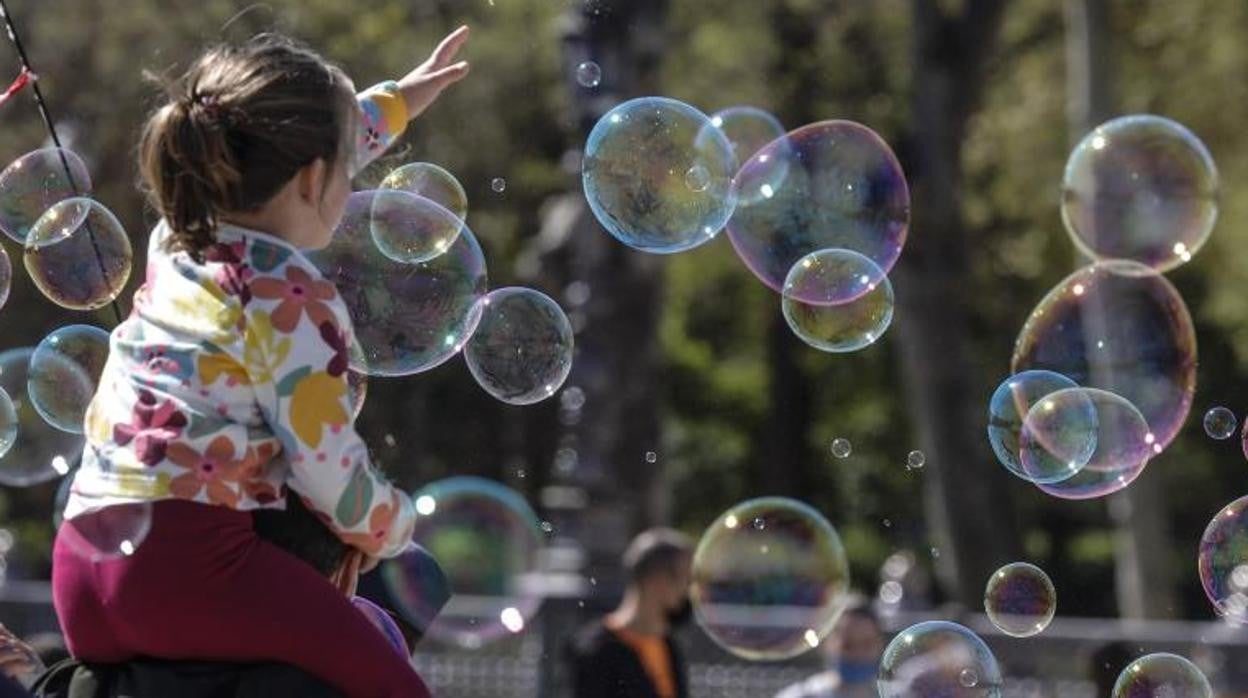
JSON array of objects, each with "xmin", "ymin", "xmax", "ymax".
[{"xmin": 64, "ymin": 83, "xmax": 416, "ymax": 557}]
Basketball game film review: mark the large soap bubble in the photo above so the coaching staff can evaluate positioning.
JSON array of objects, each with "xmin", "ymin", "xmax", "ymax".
[
  {"xmin": 29, "ymin": 324, "xmax": 110, "ymax": 434},
  {"xmin": 878, "ymin": 621, "xmax": 1003, "ymax": 697},
  {"xmin": 407, "ymin": 476, "xmax": 544, "ymax": 649},
  {"xmin": 691, "ymin": 497, "xmax": 850, "ymax": 661},
  {"xmin": 59, "ymin": 502, "xmax": 154, "ymax": 563},
  {"xmin": 583, "ymin": 96, "xmax": 737, "ymax": 254},
  {"xmin": 25, "ymin": 198, "xmax": 132, "ymax": 311},
  {"xmin": 1017, "ymin": 386, "xmax": 1098, "ymax": 485},
  {"xmin": 727, "ymin": 120, "xmax": 909, "ymax": 301},
  {"xmin": 1111, "ymin": 653, "xmax": 1212, "ymax": 698},
  {"xmin": 378, "ymin": 163, "xmax": 468, "ymax": 262},
  {"xmin": 0, "ymin": 147, "xmax": 92, "ymax": 244},
  {"xmin": 465, "ymin": 287, "xmax": 574, "ymax": 405},
  {"xmin": 1012, "ymin": 261, "xmax": 1195, "ymax": 454},
  {"xmin": 0, "ymin": 348, "xmax": 84, "ymax": 486},
  {"xmin": 308, "ymin": 190, "xmax": 487, "ymax": 377},
  {"xmin": 1198, "ymin": 494, "xmax": 1248, "ymax": 624},
  {"xmin": 1063, "ymin": 115, "xmax": 1217, "ymax": 273},
  {"xmin": 781, "ymin": 248, "xmax": 894, "ymax": 353},
  {"xmin": 1031, "ymin": 388, "xmax": 1153, "ymax": 500},
  {"xmin": 984, "ymin": 562, "xmax": 1056, "ymax": 638}
]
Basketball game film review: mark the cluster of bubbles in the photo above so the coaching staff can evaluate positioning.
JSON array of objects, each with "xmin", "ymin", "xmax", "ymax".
[
  {"xmin": 689, "ymin": 497, "xmax": 850, "ymax": 661},
  {"xmin": 581, "ymin": 95, "xmax": 909, "ymax": 354}
]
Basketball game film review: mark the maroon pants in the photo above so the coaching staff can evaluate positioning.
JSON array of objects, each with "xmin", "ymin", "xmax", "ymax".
[{"xmin": 52, "ymin": 499, "xmax": 430, "ymax": 698}]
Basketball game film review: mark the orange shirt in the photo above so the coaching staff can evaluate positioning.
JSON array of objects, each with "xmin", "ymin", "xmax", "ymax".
[{"xmin": 609, "ymin": 625, "xmax": 677, "ymax": 698}]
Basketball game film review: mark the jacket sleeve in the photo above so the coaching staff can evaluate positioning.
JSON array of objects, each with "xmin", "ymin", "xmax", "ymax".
[
  {"xmin": 245, "ymin": 259, "xmax": 415, "ymax": 558},
  {"xmin": 350, "ymin": 81, "xmax": 409, "ymax": 176}
]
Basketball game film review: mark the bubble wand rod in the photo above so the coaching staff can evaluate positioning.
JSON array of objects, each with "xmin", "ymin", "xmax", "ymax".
[{"xmin": 0, "ymin": 0, "xmax": 125, "ymax": 325}]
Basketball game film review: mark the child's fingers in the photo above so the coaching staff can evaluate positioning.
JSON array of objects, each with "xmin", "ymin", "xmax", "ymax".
[
  {"xmin": 424, "ymin": 61, "xmax": 470, "ymax": 90},
  {"xmin": 430, "ymin": 25, "xmax": 470, "ymax": 67}
]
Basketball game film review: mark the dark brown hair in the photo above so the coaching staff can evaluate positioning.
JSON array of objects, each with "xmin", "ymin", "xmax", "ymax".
[
  {"xmin": 623, "ymin": 527, "xmax": 693, "ymax": 583},
  {"xmin": 140, "ymin": 34, "xmax": 356, "ymax": 258}
]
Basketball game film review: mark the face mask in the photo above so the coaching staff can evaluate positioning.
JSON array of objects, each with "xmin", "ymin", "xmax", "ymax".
[
  {"xmin": 836, "ymin": 659, "xmax": 879, "ymax": 685},
  {"xmin": 666, "ymin": 598, "xmax": 693, "ymax": 628}
]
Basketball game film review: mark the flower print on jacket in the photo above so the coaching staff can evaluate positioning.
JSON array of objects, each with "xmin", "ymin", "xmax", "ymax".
[
  {"xmin": 250, "ymin": 266, "xmax": 337, "ymax": 334},
  {"xmin": 112, "ymin": 390, "xmax": 188, "ymax": 467}
]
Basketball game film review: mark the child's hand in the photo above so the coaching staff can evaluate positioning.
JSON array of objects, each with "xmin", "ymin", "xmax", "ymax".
[
  {"xmin": 0, "ymin": 625, "xmax": 42, "ymax": 682},
  {"xmin": 396, "ymin": 25, "xmax": 471, "ymax": 120},
  {"xmin": 331, "ymin": 548, "xmax": 365, "ymax": 598}
]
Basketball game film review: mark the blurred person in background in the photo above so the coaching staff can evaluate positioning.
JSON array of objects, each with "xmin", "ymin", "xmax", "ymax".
[
  {"xmin": 566, "ymin": 528, "xmax": 694, "ymax": 698},
  {"xmin": 774, "ymin": 601, "xmax": 884, "ymax": 698},
  {"xmin": 1088, "ymin": 641, "xmax": 1134, "ymax": 697}
]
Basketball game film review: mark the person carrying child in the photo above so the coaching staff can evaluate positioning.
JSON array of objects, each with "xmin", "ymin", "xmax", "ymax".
[{"xmin": 51, "ymin": 25, "xmax": 471, "ymax": 698}]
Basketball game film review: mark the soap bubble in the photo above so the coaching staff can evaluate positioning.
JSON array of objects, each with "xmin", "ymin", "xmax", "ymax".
[
  {"xmin": 727, "ymin": 120, "xmax": 909, "ymax": 301},
  {"xmin": 367, "ymin": 188, "xmax": 466, "ymax": 264},
  {"xmin": 907, "ymin": 451, "xmax": 925, "ymax": 470},
  {"xmin": 583, "ymin": 96, "xmax": 737, "ymax": 254},
  {"xmin": 1111, "ymin": 653, "xmax": 1212, "ymax": 698},
  {"xmin": 25, "ymin": 197, "xmax": 132, "ymax": 311},
  {"xmin": 575, "ymin": 61, "xmax": 601, "ymax": 88},
  {"xmin": 983, "ymin": 562, "xmax": 1056, "ymax": 638},
  {"xmin": 1018, "ymin": 387, "xmax": 1098, "ymax": 485},
  {"xmin": 0, "ymin": 387, "xmax": 15, "ymax": 459},
  {"xmin": 0, "ymin": 348, "xmax": 84, "ymax": 487},
  {"xmin": 1012, "ymin": 261, "xmax": 1195, "ymax": 454},
  {"xmin": 987, "ymin": 370, "xmax": 1083, "ymax": 481},
  {"xmin": 696, "ymin": 106, "xmax": 787, "ymax": 177},
  {"xmin": 381, "ymin": 542, "xmax": 452, "ymax": 639},
  {"xmin": 380, "ymin": 162, "xmax": 468, "ymax": 226},
  {"xmin": 1031, "ymin": 388, "xmax": 1153, "ymax": 500},
  {"xmin": 691, "ymin": 497, "xmax": 850, "ymax": 661},
  {"xmin": 491, "ymin": 178, "xmax": 506, "ymax": 193},
  {"xmin": 1063, "ymin": 115, "xmax": 1217, "ymax": 273},
  {"xmin": 781, "ymin": 249, "xmax": 894, "ymax": 353},
  {"xmin": 0, "ymin": 147, "xmax": 92, "ymax": 244},
  {"xmin": 877, "ymin": 621, "xmax": 1002, "ymax": 697},
  {"xmin": 0, "ymin": 244, "xmax": 10, "ymax": 311},
  {"xmin": 465, "ymin": 287, "xmax": 574, "ymax": 406},
  {"xmin": 308, "ymin": 190, "xmax": 487, "ymax": 377},
  {"xmin": 1198, "ymin": 494, "xmax": 1248, "ymax": 624},
  {"xmin": 1204, "ymin": 407, "xmax": 1236, "ymax": 440},
  {"xmin": 831, "ymin": 438, "xmax": 852, "ymax": 459},
  {"xmin": 29, "ymin": 324, "xmax": 110, "ymax": 434},
  {"xmin": 60, "ymin": 501, "xmax": 153, "ymax": 563},
  {"xmin": 407, "ymin": 476, "xmax": 544, "ymax": 648}
]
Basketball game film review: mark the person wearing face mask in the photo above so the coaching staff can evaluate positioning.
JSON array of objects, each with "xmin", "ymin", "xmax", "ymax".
[
  {"xmin": 566, "ymin": 529, "xmax": 693, "ymax": 698},
  {"xmin": 775, "ymin": 602, "xmax": 884, "ymax": 698}
]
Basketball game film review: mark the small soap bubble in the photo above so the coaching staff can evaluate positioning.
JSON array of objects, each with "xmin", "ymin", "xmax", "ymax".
[
  {"xmin": 644, "ymin": 451, "xmax": 658, "ymax": 463},
  {"xmin": 830, "ymin": 438, "xmax": 852, "ymax": 459},
  {"xmin": 959, "ymin": 669, "xmax": 979, "ymax": 688},
  {"xmin": 907, "ymin": 450, "xmax": 925, "ymax": 470},
  {"xmin": 575, "ymin": 61, "xmax": 602, "ymax": 88},
  {"xmin": 1111, "ymin": 653, "xmax": 1212, "ymax": 698},
  {"xmin": 685, "ymin": 165, "xmax": 711, "ymax": 192},
  {"xmin": 984, "ymin": 562, "xmax": 1057, "ymax": 638},
  {"xmin": 1204, "ymin": 406, "xmax": 1236, "ymax": 440},
  {"xmin": 491, "ymin": 177, "xmax": 506, "ymax": 193}
]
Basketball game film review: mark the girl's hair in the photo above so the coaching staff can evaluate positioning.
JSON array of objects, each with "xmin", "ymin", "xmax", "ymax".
[{"xmin": 140, "ymin": 34, "xmax": 356, "ymax": 258}]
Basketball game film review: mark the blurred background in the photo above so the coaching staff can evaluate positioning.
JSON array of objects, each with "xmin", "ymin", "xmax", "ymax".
[{"xmin": 1, "ymin": 0, "xmax": 1248, "ymax": 695}]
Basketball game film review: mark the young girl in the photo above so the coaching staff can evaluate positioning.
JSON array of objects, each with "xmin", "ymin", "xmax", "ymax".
[{"xmin": 51, "ymin": 27, "xmax": 470, "ymax": 697}]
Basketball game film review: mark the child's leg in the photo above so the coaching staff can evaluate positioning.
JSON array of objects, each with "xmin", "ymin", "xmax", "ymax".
[{"xmin": 53, "ymin": 500, "xmax": 429, "ymax": 698}]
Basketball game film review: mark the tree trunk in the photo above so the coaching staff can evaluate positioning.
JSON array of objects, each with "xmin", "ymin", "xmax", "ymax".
[
  {"xmin": 893, "ymin": 0, "xmax": 1022, "ymax": 609},
  {"xmin": 1063, "ymin": 0, "xmax": 1177, "ymax": 619}
]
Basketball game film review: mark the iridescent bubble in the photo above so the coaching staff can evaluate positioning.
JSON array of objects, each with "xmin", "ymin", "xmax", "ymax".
[
  {"xmin": 380, "ymin": 542, "xmax": 452, "ymax": 639},
  {"xmin": 0, "ymin": 147, "xmax": 92, "ymax": 244},
  {"xmin": 1031, "ymin": 388, "xmax": 1153, "ymax": 500},
  {"xmin": 1198, "ymin": 494, "xmax": 1248, "ymax": 624},
  {"xmin": 1111, "ymin": 653, "xmax": 1212, "ymax": 698},
  {"xmin": 727, "ymin": 120, "xmax": 909, "ymax": 301},
  {"xmin": 60, "ymin": 502, "xmax": 153, "ymax": 563},
  {"xmin": 583, "ymin": 97, "xmax": 737, "ymax": 254},
  {"xmin": 685, "ymin": 165, "xmax": 711, "ymax": 193},
  {"xmin": 831, "ymin": 438, "xmax": 852, "ymax": 459},
  {"xmin": 25, "ymin": 197, "xmax": 132, "ymax": 311},
  {"xmin": 691, "ymin": 497, "xmax": 850, "ymax": 661},
  {"xmin": 983, "ymin": 562, "xmax": 1056, "ymax": 638},
  {"xmin": 781, "ymin": 249, "xmax": 894, "ymax": 353},
  {"xmin": 380, "ymin": 162, "xmax": 468, "ymax": 227},
  {"xmin": 465, "ymin": 287, "xmax": 574, "ymax": 406},
  {"xmin": 367, "ymin": 188, "xmax": 466, "ymax": 264},
  {"xmin": 1063, "ymin": 115, "xmax": 1217, "ymax": 273},
  {"xmin": 29, "ymin": 324, "xmax": 110, "ymax": 434},
  {"xmin": 1204, "ymin": 406, "xmax": 1236, "ymax": 441},
  {"xmin": 0, "ymin": 244, "xmax": 10, "ymax": 311},
  {"xmin": 1012, "ymin": 261, "xmax": 1195, "ymax": 453},
  {"xmin": 491, "ymin": 177, "xmax": 506, "ymax": 193},
  {"xmin": 407, "ymin": 476, "xmax": 544, "ymax": 648},
  {"xmin": 877, "ymin": 621, "xmax": 1003, "ymax": 698},
  {"xmin": 907, "ymin": 451, "xmax": 925, "ymax": 470},
  {"xmin": 0, "ymin": 387, "xmax": 15, "ymax": 459},
  {"xmin": 0, "ymin": 348, "xmax": 84, "ymax": 487},
  {"xmin": 987, "ymin": 370, "xmax": 1083, "ymax": 481},
  {"xmin": 575, "ymin": 61, "xmax": 601, "ymax": 88},
  {"xmin": 696, "ymin": 106, "xmax": 788, "ymax": 181},
  {"xmin": 308, "ymin": 190, "xmax": 487, "ymax": 377},
  {"xmin": 1018, "ymin": 388, "xmax": 1098, "ymax": 485}
]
